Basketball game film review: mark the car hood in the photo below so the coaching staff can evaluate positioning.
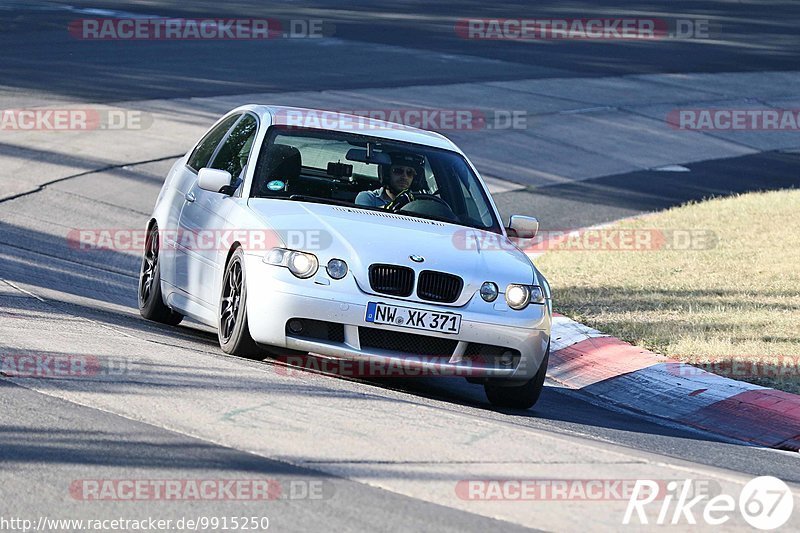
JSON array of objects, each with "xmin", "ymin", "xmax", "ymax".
[{"xmin": 248, "ymin": 199, "xmax": 537, "ymax": 306}]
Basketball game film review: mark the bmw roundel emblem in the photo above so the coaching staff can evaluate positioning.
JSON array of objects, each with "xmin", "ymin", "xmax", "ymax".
[{"xmin": 410, "ymin": 255, "xmax": 424, "ymax": 263}]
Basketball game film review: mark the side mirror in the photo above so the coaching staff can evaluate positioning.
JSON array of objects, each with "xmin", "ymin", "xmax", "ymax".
[
  {"xmin": 507, "ymin": 215, "xmax": 538, "ymax": 239},
  {"xmin": 198, "ymin": 168, "xmax": 233, "ymax": 194}
]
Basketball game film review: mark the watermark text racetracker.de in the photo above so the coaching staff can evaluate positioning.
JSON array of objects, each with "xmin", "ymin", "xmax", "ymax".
[
  {"xmin": 275, "ymin": 108, "xmax": 528, "ymax": 131},
  {"xmin": 455, "ymin": 18, "xmax": 713, "ymax": 40},
  {"xmin": 68, "ymin": 18, "xmax": 332, "ymax": 40},
  {"xmin": 0, "ymin": 108, "xmax": 151, "ymax": 131},
  {"xmin": 668, "ymin": 108, "xmax": 800, "ymax": 131},
  {"xmin": 0, "ymin": 354, "xmax": 147, "ymax": 379},
  {"xmin": 69, "ymin": 478, "xmax": 333, "ymax": 501},
  {"xmin": 67, "ymin": 228, "xmax": 330, "ymax": 253},
  {"xmin": 453, "ymin": 228, "xmax": 718, "ymax": 253},
  {"xmin": 456, "ymin": 478, "xmax": 715, "ymax": 501},
  {"xmin": 669, "ymin": 356, "xmax": 800, "ymax": 381},
  {"xmin": 273, "ymin": 354, "xmax": 513, "ymax": 379}
]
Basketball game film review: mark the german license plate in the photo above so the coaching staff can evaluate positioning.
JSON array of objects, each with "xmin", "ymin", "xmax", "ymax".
[{"xmin": 365, "ymin": 302, "xmax": 461, "ymax": 334}]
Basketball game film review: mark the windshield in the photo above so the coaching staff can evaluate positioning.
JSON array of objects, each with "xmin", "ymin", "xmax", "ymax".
[{"xmin": 250, "ymin": 126, "xmax": 501, "ymax": 233}]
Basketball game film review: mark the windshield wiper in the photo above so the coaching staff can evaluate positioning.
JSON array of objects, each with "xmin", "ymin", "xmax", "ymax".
[{"xmin": 287, "ymin": 195, "xmax": 355, "ymax": 207}]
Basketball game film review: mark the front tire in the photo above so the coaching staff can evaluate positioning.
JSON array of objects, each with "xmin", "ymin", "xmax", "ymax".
[
  {"xmin": 484, "ymin": 344, "xmax": 549, "ymax": 410},
  {"xmin": 218, "ymin": 248, "xmax": 263, "ymax": 358},
  {"xmin": 138, "ymin": 224, "xmax": 183, "ymax": 326}
]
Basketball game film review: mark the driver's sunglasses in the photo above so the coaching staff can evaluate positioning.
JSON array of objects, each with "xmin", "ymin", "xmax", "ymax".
[{"xmin": 391, "ymin": 166, "xmax": 417, "ymax": 177}]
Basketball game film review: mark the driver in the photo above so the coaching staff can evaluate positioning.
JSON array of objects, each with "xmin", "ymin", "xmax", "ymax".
[{"xmin": 355, "ymin": 152, "xmax": 425, "ymax": 209}]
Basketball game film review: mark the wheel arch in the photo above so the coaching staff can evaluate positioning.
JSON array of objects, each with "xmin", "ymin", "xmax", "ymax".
[{"xmin": 224, "ymin": 241, "xmax": 243, "ymax": 268}]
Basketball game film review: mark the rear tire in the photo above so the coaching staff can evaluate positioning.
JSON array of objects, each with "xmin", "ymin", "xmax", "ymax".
[
  {"xmin": 138, "ymin": 224, "xmax": 183, "ymax": 326},
  {"xmin": 218, "ymin": 248, "xmax": 263, "ymax": 358},
  {"xmin": 484, "ymin": 344, "xmax": 549, "ymax": 410}
]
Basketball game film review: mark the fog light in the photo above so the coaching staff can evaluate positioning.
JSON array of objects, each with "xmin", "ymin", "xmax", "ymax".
[
  {"xmin": 500, "ymin": 351, "xmax": 515, "ymax": 367},
  {"xmin": 480, "ymin": 281, "xmax": 498, "ymax": 302},
  {"xmin": 505, "ymin": 284, "xmax": 531, "ymax": 310},
  {"xmin": 288, "ymin": 319, "xmax": 304, "ymax": 334},
  {"xmin": 326, "ymin": 258, "xmax": 348, "ymax": 280}
]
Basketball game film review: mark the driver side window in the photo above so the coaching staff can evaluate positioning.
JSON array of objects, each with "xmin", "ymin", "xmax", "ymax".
[
  {"xmin": 208, "ymin": 114, "xmax": 259, "ymax": 180},
  {"xmin": 187, "ymin": 114, "xmax": 241, "ymax": 172}
]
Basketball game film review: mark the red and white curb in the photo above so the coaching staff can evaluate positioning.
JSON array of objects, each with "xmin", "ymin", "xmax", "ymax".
[{"xmin": 548, "ymin": 314, "xmax": 800, "ymax": 451}]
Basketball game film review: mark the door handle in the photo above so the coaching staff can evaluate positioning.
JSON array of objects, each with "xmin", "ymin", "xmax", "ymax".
[{"xmin": 185, "ymin": 191, "xmax": 196, "ymax": 203}]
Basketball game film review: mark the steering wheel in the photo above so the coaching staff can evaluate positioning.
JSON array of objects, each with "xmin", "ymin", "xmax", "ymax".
[
  {"xmin": 415, "ymin": 193, "xmax": 451, "ymax": 206},
  {"xmin": 388, "ymin": 193, "xmax": 450, "ymax": 212}
]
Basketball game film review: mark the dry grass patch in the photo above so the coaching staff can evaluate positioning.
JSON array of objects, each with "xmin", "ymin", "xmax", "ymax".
[{"xmin": 537, "ymin": 189, "xmax": 800, "ymax": 392}]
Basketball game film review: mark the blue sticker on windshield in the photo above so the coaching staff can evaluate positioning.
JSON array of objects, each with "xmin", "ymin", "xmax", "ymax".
[{"xmin": 266, "ymin": 180, "xmax": 285, "ymax": 191}]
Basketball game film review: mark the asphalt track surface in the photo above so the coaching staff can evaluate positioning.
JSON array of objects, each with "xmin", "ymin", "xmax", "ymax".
[
  {"xmin": 2, "ymin": 1, "xmax": 800, "ymax": 531},
  {"xmin": 3, "ymin": 0, "xmax": 800, "ymax": 101}
]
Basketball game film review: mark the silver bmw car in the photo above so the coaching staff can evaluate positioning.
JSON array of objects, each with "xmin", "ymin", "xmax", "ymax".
[{"xmin": 139, "ymin": 105, "xmax": 552, "ymax": 408}]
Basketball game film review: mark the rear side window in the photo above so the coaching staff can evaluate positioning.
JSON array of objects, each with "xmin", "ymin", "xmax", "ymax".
[
  {"xmin": 209, "ymin": 114, "xmax": 258, "ymax": 179},
  {"xmin": 187, "ymin": 114, "xmax": 241, "ymax": 171}
]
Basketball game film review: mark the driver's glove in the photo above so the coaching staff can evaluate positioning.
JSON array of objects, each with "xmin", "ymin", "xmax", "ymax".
[{"xmin": 384, "ymin": 189, "xmax": 415, "ymax": 211}]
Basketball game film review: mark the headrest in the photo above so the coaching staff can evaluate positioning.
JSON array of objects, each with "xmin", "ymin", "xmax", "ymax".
[
  {"xmin": 258, "ymin": 144, "xmax": 301, "ymax": 193},
  {"xmin": 265, "ymin": 144, "xmax": 301, "ymax": 178}
]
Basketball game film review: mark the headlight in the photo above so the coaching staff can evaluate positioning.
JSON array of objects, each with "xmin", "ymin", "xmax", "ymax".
[
  {"xmin": 530, "ymin": 285, "xmax": 545, "ymax": 304},
  {"xmin": 288, "ymin": 251, "xmax": 319, "ymax": 278},
  {"xmin": 480, "ymin": 281, "xmax": 498, "ymax": 302},
  {"xmin": 505, "ymin": 284, "xmax": 545, "ymax": 310},
  {"xmin": 505, "ymin": 284, "xmax": 530, "ymax": 310},
  {"xmin": 265, "ymin": 248, "xmax": 287, "ymax": 265},
  {"xmin": 264, "ymin": 248, "xmax": 319, "ymax": 279},
  {"xmin": 326, "ymin": 258, "xmax": 348, "ymax": 280}
]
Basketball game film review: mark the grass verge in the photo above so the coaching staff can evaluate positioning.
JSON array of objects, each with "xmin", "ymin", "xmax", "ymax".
[{"xmin": 536, "ymin": 189, "xmax": 800, "ymax": 393}]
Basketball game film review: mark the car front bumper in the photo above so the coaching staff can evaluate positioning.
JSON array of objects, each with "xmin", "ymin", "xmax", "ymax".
[{"xmin": 244, "ymin": 255, "xmax": 551, "ymax": 381}]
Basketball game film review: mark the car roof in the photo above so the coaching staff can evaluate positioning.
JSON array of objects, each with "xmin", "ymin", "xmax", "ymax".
[{"xmin": 233, "ymin": 104, "xmax": 463, "ymax": 153}]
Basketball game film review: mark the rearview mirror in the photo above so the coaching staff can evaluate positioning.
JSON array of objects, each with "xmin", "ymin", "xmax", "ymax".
[
  {"xmin": 345, "ymin": 148, "xmax": 392, "ymax": 166},
  {"xmin": 198, "ymin": 168, "xmax": 233, "ymax": 194},
  {"xmin": 507, "ymin": 215, "xmax": 538, "ymax": 239}
]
